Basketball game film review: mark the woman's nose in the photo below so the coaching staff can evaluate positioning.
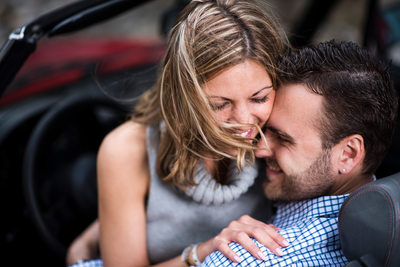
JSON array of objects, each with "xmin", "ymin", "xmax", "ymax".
[{"xmin": 231, "ymin": 104, "xmax": 253, "ymax": 124}]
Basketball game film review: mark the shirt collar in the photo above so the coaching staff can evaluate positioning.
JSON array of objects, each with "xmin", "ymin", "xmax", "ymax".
[{"xmin": 273, "ymin": 194, "xmax": 349, "ymax": 226}]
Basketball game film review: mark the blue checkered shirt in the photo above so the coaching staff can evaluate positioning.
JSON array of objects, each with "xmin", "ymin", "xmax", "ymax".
[{"xmin": 201, "ymin": 194, "xmax": 350, "ymax": 266}]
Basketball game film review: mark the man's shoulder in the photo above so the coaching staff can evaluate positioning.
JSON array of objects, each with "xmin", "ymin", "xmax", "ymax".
[
  {"xmin": 202, "ymin": 223, "xmax": 347, "ymax": 266},
  {"xmin": 201, "ymin": 195, "xmax": 350, "ymax": 267},
  {"xmin": 274, "ymin": 194, "xmax": 349, "ymax": 227}
]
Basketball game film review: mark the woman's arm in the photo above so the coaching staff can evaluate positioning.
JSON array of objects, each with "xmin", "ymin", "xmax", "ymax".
[{"xmin": 97, "ymin": 121, "xmax": 151, "ymax": 267}]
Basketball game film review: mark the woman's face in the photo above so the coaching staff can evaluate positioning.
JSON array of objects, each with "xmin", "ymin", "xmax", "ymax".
[{"xmin": 203, "ymin": 60, "xmax": 275, "ymax": 138}]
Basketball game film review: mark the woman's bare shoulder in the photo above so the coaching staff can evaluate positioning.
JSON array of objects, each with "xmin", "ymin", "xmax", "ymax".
[
  {"xmin": 97, "ymin": 120, "xmax": 149, "ymax": 186},
  {"xmin": 100, "ymin": 120, "xmax": 147, "ymax": 158}
]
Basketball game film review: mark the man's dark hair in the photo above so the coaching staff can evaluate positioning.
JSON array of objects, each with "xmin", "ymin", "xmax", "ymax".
[{"xmin": 277, "ymin": 40, "xmax": 398, "ymax": 175}]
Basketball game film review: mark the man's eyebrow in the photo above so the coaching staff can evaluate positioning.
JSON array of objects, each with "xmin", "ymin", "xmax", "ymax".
[{"xmin": 267, "ymin": 125, "xmax": 295, "ymax": 144}]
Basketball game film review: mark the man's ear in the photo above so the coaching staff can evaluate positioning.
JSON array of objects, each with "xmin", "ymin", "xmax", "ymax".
[{"xmin": 333, "ymin": 134, "xmax": 365, "ymax": 175}]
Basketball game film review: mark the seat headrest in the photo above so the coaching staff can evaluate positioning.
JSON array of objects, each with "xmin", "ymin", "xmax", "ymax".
[{"xmin": 338, "ymin": 172, "xmax": 400, "ymax": 266}]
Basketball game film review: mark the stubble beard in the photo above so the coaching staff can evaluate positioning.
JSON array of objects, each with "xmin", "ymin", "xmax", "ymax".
[{"xmin": 266, "ymin": 149, "xmax": 335, "ymax": 202}]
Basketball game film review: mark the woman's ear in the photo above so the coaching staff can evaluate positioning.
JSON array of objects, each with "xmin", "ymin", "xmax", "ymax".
[{"xmin": 333, "ymin": 134, "xmax": 365, "ymax": 175}]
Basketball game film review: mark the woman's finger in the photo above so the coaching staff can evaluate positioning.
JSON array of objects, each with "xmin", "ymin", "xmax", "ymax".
[
  {"xmin": 215, "ymin": 216, "xmax": 290, "ymax": 260},
  {"xmin": 237, "ymin": 216, "xmax": 289, "ymax": 256},
  {"xmin": 260, "ymin": 224, "xmax": 289, "ymax": 247},
  {"xmin": 238, "ymin": 216, "xmax": 288, "ymax": 247},
  {"xmin": 217, "ymin": 242, "xmax": 243, "ymax": 263},
  {"xmin": 235, "ymin": 231, "xmax": 268, "ymax": 260},
  {"xmin": 250, "ymin": 226, "xmax": 289, "ymax": 256},
  {"xmin": 267, "ymin": 223, "xmax": 282, "ymax": 231}
]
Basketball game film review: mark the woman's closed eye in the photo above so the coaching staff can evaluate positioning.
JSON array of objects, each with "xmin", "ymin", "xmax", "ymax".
[
  {"xmin": 250, "ymin": 95, "xmax": 269, "ymax": 104},
  {"xmin": 210, "ymin": 95, "xmax": 269, "ymax": 110},
  {"xmin": 211, "ymin": 101, "xmax": 229, "ymax": 111}
]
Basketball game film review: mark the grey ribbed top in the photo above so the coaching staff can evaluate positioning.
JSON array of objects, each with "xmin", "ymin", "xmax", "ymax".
[{"xmin": 145, "ymin": 124, "xmax": 271, "ymax": 264}]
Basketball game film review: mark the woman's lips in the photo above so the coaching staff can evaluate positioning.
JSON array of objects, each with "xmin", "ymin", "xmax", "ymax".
[{"xmin": 235, "ymin": 127, "xmax": 254, "ymax": 138}]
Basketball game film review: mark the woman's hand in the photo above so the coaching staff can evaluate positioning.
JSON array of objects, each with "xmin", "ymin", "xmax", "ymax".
[
  {"xmin": 205, "ymin": 215, "xmax": 289, "ymax": 263},
  {"xmin": 66, "ymin": 220, "xmax": 100, "ymax": 266}
]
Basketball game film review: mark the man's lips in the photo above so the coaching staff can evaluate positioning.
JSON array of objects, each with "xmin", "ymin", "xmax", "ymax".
[
  {"xmin": 266, "ymin": 161, "xmax": 282, "ymax": 176},
  {"xmin": 267, "ymin": 159, "xmax": 281, "ymax": 171}
]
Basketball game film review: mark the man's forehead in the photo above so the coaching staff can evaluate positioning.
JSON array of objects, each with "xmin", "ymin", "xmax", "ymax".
[{"xmin": 268, "ymin": 83, "xmax": 323, "ymax": 136}]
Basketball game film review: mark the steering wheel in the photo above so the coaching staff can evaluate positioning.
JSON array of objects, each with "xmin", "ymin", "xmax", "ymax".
[{"xmin": 23, "ymin": 93, "xmax": 127, "ymax": 257}]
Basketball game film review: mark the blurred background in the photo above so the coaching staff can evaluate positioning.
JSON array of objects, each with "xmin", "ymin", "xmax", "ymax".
[
  {"xmin": 0, "ymin": 0, "xmax": 174, "ymax": 42},
  {"xmin": 0, "ymin": 0, "xmax": 399, "ymax": 266},
  {"xmin": 1, "ymin": 0, "xmax": 399, "ymax": 61},
  {"xmin": 0, "ymin": 0, "xmax": 370, "ymax": 44}
]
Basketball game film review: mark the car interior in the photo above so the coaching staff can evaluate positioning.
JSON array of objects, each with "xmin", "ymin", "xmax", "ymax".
[
  {"xmin": 339, "ymin": 171, "xmax": 400, "ymax": 267},
  {"xmin": 0, "ymin": 0, "xmax": 399, "ymax": 266}
]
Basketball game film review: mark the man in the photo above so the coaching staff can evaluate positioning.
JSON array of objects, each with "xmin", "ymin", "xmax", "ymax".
[{"xmin": 201, "ymin": 41, "xmax": 398, "ymax": 266}]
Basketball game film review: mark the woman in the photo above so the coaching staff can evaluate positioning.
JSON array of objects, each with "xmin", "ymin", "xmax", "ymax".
[{"xmin": 68, "ymin": 0, "xmax": 288, "ymax": 266}]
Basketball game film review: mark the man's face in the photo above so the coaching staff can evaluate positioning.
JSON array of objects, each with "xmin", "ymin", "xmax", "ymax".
[{"xmin": 256, "ymin": 83, "xmax": 337, "ymax": 201}]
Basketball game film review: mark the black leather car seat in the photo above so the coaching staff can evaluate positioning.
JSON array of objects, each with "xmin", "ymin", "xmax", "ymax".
[{"xmin": 338, "ymin": 172, "xmax": 400, "ymax": 266}]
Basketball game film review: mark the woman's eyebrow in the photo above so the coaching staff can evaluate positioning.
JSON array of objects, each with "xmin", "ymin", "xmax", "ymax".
[
  {"xmin": 207, "ymin": 96, "xmax": 231, "ymax": 101},
  {"xmin": 207, "ymin": 85, "xmax": 273, "ymax": 100},
  {"xmin": 251, "ymin": 85, "xmax": 273, "ymax": 97}
]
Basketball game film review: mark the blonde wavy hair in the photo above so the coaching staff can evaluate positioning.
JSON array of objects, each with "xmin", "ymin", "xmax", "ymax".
[{"xmin": 133, "ymin": 0, "xmax": 287, "ymax": 188}]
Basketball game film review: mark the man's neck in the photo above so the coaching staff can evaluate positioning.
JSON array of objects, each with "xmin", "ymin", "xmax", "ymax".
[{"xmin": 330, "ymin": 173, "xmax": 374, "ymax": 195}]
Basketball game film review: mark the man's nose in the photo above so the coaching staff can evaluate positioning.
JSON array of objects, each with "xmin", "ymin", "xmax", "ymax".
[{"xmin": 255, "ymin": 133, "xmax": 273, "ymax": 158}]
